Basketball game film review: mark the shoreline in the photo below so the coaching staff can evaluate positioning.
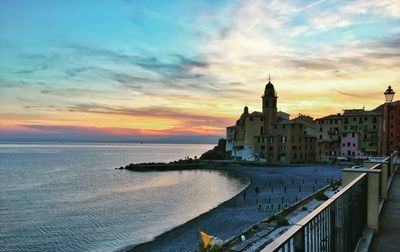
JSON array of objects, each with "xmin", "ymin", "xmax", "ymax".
[
  {"xmin": 118, "ymin": 165, "xmax": 251, "ymax": 252},
  {"xmin": 118, "ymin": 163, "xmax": 344, "ymax": 252}
]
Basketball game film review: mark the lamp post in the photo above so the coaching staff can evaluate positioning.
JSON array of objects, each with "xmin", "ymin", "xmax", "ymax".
[{"xmin": 384, "ymin": 86, "xmax": 395, "ymax": 156}]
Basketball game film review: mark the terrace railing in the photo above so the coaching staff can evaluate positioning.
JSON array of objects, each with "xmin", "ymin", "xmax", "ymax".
[{"xmin": 261, "ymin": 155, "xmax": 394, "ymax": 252}]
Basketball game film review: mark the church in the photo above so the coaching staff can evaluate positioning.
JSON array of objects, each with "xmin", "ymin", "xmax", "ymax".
[{"xmin": 225, "ymin": 79, "xmax": 317, "ymax": 164}]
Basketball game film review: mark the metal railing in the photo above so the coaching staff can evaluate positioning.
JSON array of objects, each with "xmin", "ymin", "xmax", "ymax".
[{"xmin": 262, "ymin": 155, "xmax": 393, "ymax": 252}]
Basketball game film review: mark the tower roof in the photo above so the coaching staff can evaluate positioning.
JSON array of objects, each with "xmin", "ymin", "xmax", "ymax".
[{"xmin": 264, "ymin": 75, "xmax": 277, "ymax": 97}]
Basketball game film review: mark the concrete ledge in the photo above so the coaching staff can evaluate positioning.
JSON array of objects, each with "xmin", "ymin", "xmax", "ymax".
[
  {"xmin": 342, "ymin": 168, "xmax": 381, "ymax": 173},
  {"xmin": 355, "ymin": 228, "xmax": 374, "ymax": 252}
]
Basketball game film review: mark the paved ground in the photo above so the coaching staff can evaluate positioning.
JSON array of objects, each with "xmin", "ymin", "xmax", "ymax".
[{"xmin": 370, "ymin": 174, "xmax": 400, "ymax": 252}]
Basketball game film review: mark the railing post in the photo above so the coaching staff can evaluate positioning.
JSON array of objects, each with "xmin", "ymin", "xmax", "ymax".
[
  {"xmin": 294, "ymin": 228, "xmax": 305, "ymax": 252},
  {"xmin": 342, "ymin": 171, "xmax": 362, "ymax": 186},
  {"xmin": 380, "ymin": 162, "xmax": 388, "ymax": 199},
  {"xmin": 342, "ymin": 168, "xmax": 381, "ymax": 233},
  {"xmin": 330, "ymin": 202, "xmax": 336, "ymax": 252},
  {"xmin": 367, "ymin": 171, "xmax": 380, "ymax": 232}
]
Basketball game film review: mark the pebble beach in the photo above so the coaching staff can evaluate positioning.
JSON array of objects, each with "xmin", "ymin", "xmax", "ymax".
[{"xmin": 124, "ymin": 164, "xmax": 344, "ymax": 252}]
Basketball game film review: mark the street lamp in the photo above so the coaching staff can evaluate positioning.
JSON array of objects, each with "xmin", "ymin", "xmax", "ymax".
[
  {"xmin": 384, "ymin": 86, "xmax": 395, "ymax": 103},
  {"xmin": 384, "ymin": 86, "xmax": 395, "ymax": 155}
]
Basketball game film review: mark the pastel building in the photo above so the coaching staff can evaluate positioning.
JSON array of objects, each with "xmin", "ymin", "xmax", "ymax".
[
  {"xmin": 340, "ymin": 133, "xmax": 362, "ymax": 156},
  {"xmin": 341, "ymin": 108, "xmax": 382, "ymax": 156},
  {"xmin": 315, "ymin": 114, "xmax": 343, "ymax": 162}
]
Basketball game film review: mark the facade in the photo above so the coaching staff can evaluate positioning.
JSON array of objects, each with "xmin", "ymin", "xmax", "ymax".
[
  {"xmin": 382, "ymin": 101, "xmax": 400, "ymax": 154},
  {"xmin": 226, "ymin": 80, "xmax": 317, "ymax": 164},
  {"xmin": 225, "ymin": 81, "xmax": 394, "ymax": 162},
  {"xmin": 340, "ymin": 133, "xmax": 362, "ymax": 156},
  {"xmin": 341, "ymin": 109, "xmax": 382, "ymax": 156},
  {"xmin": 315, "ymin": 114, "xmax": 342, "ymax": 162}
]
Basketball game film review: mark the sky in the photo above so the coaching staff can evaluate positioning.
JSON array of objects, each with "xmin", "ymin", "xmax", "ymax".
[{"xmin": 0, "ymin": 0, "xmax": 399, "ymax": 142}]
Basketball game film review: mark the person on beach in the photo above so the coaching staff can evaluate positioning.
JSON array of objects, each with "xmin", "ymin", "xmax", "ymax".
[
  {"xmin": 393, "ymin": 150, "xmax": 400, "ymax": 173},
  {"xmin": 255, "ymin": 186, "xmax": 260, "ymax": 205}
]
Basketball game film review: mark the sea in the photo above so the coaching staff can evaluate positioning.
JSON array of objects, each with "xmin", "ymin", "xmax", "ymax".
[{"xmin": 0, "ymin": 143, "xmax": 248, "ymax": 252}]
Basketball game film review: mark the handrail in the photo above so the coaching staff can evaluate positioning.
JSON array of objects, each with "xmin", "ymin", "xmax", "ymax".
[
  {"xmin": 262, "ymin": 155, "xmax": 394, "ymax": 252},
  {"xmin": 262, "ymin": 172, "xmax": 367, "ymax": 251}
]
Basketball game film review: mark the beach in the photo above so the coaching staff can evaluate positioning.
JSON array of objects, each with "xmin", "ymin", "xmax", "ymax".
[{"xmin": 126, "ymin": 163, "xmax": 344, "ymax": 252}]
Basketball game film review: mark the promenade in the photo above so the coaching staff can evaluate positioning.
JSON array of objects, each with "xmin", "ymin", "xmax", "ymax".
[{"xmin": 370, "ymin": 174, "xmax": 400, "ymax": 252}]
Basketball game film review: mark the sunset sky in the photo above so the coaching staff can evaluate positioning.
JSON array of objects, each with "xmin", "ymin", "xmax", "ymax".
[{"xmin": 0, "ymin": 0, "xmax": 399, "ymax": 141}]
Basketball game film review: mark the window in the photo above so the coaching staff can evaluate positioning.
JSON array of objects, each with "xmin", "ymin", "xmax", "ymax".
[
  {"xmin": 347, "ymin": 142, "xmax": 351, "ymax": 146},
  {"xmin": 281, "ymin": 136, "xmax": 287, "ymax": 143},
  {"xmin": 352, "ymin": 133, "xmax": 355, "ymax": 137},
  {"xmin": 260, "ymin": 127, "xmax": 264, "ymax": 135},
  {"xmin": 250, "ymin": 117, "xmax": 253, "ymax": 121},
  {"xmin": 320, "ymin": 127, "xmax": 323, "ymax": 132}
]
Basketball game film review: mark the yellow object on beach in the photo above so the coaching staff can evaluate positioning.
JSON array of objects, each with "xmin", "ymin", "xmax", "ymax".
[{"xmin": 198, "ymin": 229, "xmax": 213, "ymax": 248}]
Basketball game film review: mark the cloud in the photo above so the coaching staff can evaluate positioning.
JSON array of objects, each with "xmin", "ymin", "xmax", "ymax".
[
  {"xmin": 64, "ymin": 67, "xmax": 90, "ymax": 77},
  {"xmin": 310, "ymin": 13, "xmax": 352, "ymax": 30},
  {"xmin": 342, "ymin": 0, "xmax": 400, "ymax": 19}
]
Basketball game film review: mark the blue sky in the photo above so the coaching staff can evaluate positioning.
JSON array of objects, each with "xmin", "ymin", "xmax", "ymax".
[{"xmin": 0, "ymin": 0, "xmax": 399, "ymax": 141}]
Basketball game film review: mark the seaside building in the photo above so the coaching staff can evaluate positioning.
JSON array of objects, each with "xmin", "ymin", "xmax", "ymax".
[
  {"xmin": 226, "ymin": 79, "xmax": 317, "ymax": 164},
  {"xmin": 381, "ymin": 100, "xmax": 400, "ymax": 154},
  {"xmin": 340, "ymin": 108, "xmax": 382, "ymax": 156},
  {"xmin": 315, "ymin": 114, "xmax": 342, "ymax": 162}
]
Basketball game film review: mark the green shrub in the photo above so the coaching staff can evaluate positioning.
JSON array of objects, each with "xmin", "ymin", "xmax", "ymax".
[
  {"xmin": 276, "ymin": 218, "xmax": 289, "ymax": 227},
  {"xmin": 267, "ymin": 215, "xmax": 289, "ymax": 227},
  {"xmin": 197, "ymin": 243, "xmax": 222, "ymax": 252},
  {"xmin": 330, "ymin": 179, "xmax": 342, "ymax": 190},
  {"xmin": 314, "ymin": 191, "xmax": 329, "ymax": 201}
]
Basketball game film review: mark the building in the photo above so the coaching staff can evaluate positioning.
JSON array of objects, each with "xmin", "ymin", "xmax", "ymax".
[
  {"xmin": 382, "ymin": 101, "xmax": 400, "ymax": 155},
  {"xmin": 341, "ymin": 108, "xmax": 382, "ymax": 156},
  {"xmin": 226, "ymin": 79, "xmax": 317, "ymax": 164},
  {"xmin": 315, "ymin": 114, "xmax": 342, "ymax": 162}
]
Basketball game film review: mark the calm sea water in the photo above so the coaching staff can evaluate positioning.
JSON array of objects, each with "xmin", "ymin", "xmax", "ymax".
[{"xmin": 0, "ymin": 143, "xmax": 248, "ymax": 252}]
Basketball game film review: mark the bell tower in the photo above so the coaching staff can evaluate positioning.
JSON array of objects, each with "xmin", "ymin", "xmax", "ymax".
[{"xmin": 262, "ymin": 75, "xmax": 278, "ymax": 134}]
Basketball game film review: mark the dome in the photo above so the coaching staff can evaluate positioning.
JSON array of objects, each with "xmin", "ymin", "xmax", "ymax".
[{"xmin": 264, "ymin": 80, "xmax": 276, "ymax": 97}]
